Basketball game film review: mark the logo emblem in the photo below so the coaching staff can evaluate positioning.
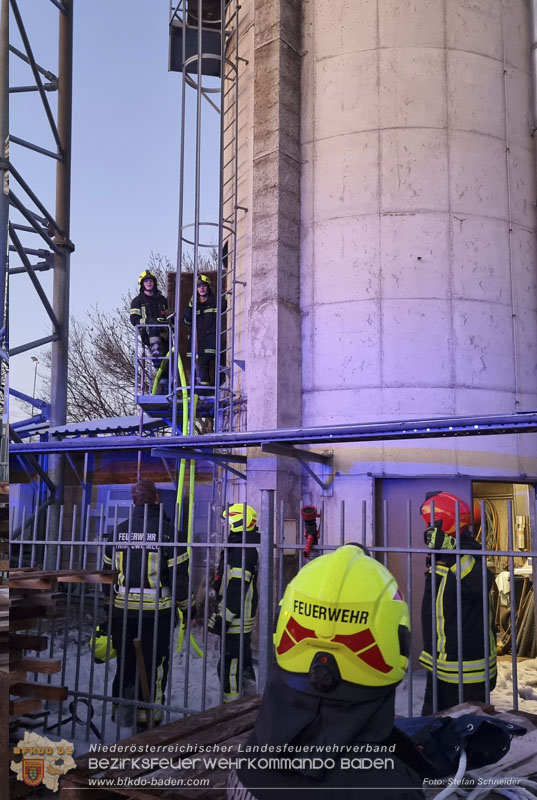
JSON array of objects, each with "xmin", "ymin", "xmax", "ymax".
[
  {"xmin": 22, "ymin": 759, "xmax": 45, "ymax": 787},
  {"xmin": 11, "ymin": 732, "xmax": 76, "ymax": 792}
]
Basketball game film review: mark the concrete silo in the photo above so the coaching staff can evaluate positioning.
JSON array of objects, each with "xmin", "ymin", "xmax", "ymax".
[{"xmin": 233, "ymin": 0, "xmax": 537, "ymax": 540}]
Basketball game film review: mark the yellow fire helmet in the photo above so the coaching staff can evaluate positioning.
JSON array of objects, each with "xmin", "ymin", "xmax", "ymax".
[
  {"xmin": 89, "ymin": 625, "xmax": 116, "ymax": 664},
  {"xmin": 138, "ymin": 269, "xmax": 158, "ymax": 291},
  {"xmin": 197, "ymin": 274, "xmax": 212, "ymax": 289},
  {"xmin": 274, "ymin": 545, "xmax": 410, "ymax": 689},
  {"xmin": 222, "ymin": 503, "xmax": 257, "ymax": 533}
]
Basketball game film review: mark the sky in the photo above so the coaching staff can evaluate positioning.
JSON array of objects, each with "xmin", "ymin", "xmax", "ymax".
[{"xmin": 9, "ymin": 0, "xmax": 220, "ymax": 419}]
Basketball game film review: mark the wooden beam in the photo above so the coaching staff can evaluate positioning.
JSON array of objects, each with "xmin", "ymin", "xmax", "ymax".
[
  {"xmin": 9, "ymin": 698, "xmax": 43, "ymax": 717},
  {"xmin": 16, "ymin": 657, "xmax": 61, "ymax": 674},
  {"xmin": 11, "ymin": 682, "xmax": 68, "ymax": 702},
  {"xmin": 9, "ymin": 634, "xmax": 48, "ymax": 652}
]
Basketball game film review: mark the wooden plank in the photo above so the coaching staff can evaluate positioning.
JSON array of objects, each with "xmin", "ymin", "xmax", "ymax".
[
  {"xmin": 11, "ymin": 682, "xmax": 68, "ymax": 701},
  {"xmin": 8, "ymin": 568, "xmax": 39, "ymax": 575},
  {"xmin": 64, "ymin": 729, "xmax": 253, "ymax": 800},
  {"xmin": 73, "ymin": 696, "xmax": 261, "ymax": 775},
  {"xmin": 9, "ymin": 606, "xmax": 52, "ymax": 621},
  {"xmin": 9, "ymin": 698, "xmax": 43, "ymax": 717},
  {"xmin": 10, "ymin": 568, "xmax": 118, "ymax": 583},
  {"xmin": 9, "ymin": 634, "xmax": 49, "ymax": 652},
  {"xmin": 58, "ymin": 571, "xmax": 118, "ymax": 585},
  {"xmin": 9, "ymin": 593, "xmax": 57, "ymax": 608},
  {"xmin": 155, "ymin": 730, "xmax": 251, "ymax": 800},
  {"xmin": 7, "ymin": 669, "xmax": 28, "ymax": 686},
  {"xmin": 97, "ymin": 707, "xmax": 261, "ymax": 783},
  {"xmin": 9, "ymin": 577, "xmax": 57, "ymax": 590},
  {"xmin": 0, "ymin": 670, "xmax": 8, "ymax": 795},
  {"xmin": 17, "ymin": 657, "xmax": 61, "ymax": 674},
  {"xmin": 60, "ymin": 773, "xmax": 124, "ymax": 800},
  {"xmin": 9, "ymin": 618, "xmax": 39, "ymax": 632},
  {"xmin": 9, "ymin": 611, "xmax": 64, "ymax": 630}
]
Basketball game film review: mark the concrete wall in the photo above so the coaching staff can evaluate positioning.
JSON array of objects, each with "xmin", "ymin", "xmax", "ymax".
[
  {"xmin": 236, "ymin": 0, "xmax": 537, "ymax": 537},
  {"xmin": 301, "ymin": 0, "xmax": 537, "ymax": 428},
  {"xmin": 236, "ymin": 0, "xmax": 303, "ymax": 518},
  {"xmin": 299, "ymin": 0, "xmax": 537, "ymax": 526}
]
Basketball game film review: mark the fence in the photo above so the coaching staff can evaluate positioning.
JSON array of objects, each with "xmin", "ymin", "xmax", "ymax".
[{"xmin": 9, "ymin": 490, "xmax": 536, "ymax": 747}]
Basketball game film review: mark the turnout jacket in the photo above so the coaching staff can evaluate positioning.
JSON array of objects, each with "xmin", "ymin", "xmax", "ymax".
[
  {"xmin": 129, "ymin": 291, "xmax": 168, "ymax": 345},
  {"xmin": 211, "ymin": 527, "xmax": 259, "ymax": 635},
  {"xmin": 183, "ymin": 292, "xmax": 226, "ymax": 356},
  {"xmin": 230, "ymin": 670, "xmax": 423, "ymax": 799},
  {"xmin": 104, "ymin": 505, "xmax": 190, "ymax": 614},
  {"xmin": 419, "ymin": 534, "xmax": 497, "ymax": 686}
]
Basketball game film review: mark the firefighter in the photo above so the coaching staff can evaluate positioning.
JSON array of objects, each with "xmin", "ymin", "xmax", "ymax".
[
  {"xmin": 183, "ymin": 274, "xmax": 226, "ymax": 386},
  {"xmin": 208, "ymin": 503, "xmax": 259, "ymax": 702},
  {"xmin": 103, "ymin": 479, "xmax": 194, "ymax": 729},
  {"xmin": 130, "ymin": 270, "xmax": 169, "ymax": 368},
  {"xmin": 419, "ymin": 491, "xmax": 497, "ymax": 714},
  {"xmin": 229, "ymin": 545, "xmax": 423, "ymax": 798}
]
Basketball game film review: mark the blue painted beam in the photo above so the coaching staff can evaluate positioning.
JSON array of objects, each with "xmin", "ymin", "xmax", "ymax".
[{"xmin": 9, "ymin": 411, "xmax": 537, "ymax": 456}]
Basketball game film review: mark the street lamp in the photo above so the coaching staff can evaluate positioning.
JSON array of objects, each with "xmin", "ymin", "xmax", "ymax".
[{"xmin": 31, "ymin": 356, "xmax": 38, "ymax": 406}]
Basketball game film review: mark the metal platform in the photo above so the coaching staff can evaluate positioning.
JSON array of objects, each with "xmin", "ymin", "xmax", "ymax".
[{"xmin": 136, "ymin": 393, "xmax": 218, "ymax": 418}]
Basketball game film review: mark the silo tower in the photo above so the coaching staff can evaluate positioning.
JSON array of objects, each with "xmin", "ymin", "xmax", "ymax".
[{"xmin": 232, "ymin": 0, "xmax": 537, "ymax": 529}]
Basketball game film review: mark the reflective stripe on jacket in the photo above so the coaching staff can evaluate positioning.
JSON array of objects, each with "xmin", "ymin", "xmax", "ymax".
[
  {"xmin": 214, "ymin": 529, "xmax": 259, "ymax": 634},
  {"xmin": 103, "ymin": 505, "xmax": 189, "ymax": 613},
  {"xmin": 420, "ymin": 540, "xmax": 497, "ymax": 685}
]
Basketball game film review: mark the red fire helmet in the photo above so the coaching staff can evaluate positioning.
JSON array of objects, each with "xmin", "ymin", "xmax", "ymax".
[{"xmin": 420, "ymin": 491, "xmax": 481, "ymax": 536}]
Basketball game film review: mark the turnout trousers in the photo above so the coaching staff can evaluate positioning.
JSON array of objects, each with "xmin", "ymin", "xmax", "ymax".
[{"xmin": 111, "ymin": 608, "xmax": 172, "ymax": 724}]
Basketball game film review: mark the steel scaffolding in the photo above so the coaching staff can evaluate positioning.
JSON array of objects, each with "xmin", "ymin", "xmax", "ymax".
[
  {"xmin": 6, "ymin": 0, "xmax": 73, "ymax": 500},
  {"xmin": 165, "ymin": 0, "xmax": 243, "ymax": 441},
  {"xmin": 166, "ymin": 0, "xmax": 246, "ymax": 541}
]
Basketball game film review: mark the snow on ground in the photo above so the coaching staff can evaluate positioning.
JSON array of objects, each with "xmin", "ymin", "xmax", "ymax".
[
  {"xmin": 492, "ymin": 659, "xmax": 537, "ymax": 715},
  {"xmin": 396, "ymin": 659, "xmax": 537, "ymax": 718},
  {"xmin": 50, "ymin": 625, "xmax": 224, "ymax": 749},
  {"xmin": 22, "ymin": 626, "xmax": 537, "ymax": 753},
  {"xmin": 13, "ymin": 630, "xmax": 537, "ymax": 799}
]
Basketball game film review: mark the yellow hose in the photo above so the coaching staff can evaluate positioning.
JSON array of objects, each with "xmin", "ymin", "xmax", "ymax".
[
  {"xmin": 148, "ymin": 351, "xmax": 200, "ymax": 654},
  {"xmin": 184, "ymin": 394, "xmax": 203, "ymax": 657},
  {"xmin": 151, "ymin": 354, "xmax": 169, "ymax": 396},
  {"xmin": 165, "ymin": 354, "xmax": 203, "ymax": 658}
]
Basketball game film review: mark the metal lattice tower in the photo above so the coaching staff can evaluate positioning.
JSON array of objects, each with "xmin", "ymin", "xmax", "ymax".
[{"xmin": 5, "ymin": 0, "xmax": 73, "ymax": 496}]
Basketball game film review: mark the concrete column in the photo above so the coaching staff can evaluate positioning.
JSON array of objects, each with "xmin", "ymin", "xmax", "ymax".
[{"xmin": 247, "ymin": 0, "xmax": 303, "ymax": 519}]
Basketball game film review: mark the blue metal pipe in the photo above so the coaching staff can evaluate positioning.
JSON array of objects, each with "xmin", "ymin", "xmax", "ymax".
[{"xmin": 10, "ymin": 411, "xmax": 537, "ymax": 456}]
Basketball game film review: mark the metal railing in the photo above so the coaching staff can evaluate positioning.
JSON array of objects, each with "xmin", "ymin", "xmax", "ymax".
[{"xmin": 8, "ymin": 490, "xmax": 536, "ymax": 746}]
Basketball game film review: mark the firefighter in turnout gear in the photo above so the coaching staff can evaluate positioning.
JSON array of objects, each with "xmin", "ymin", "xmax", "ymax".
[
  {"xmin": 183, "ymin": 274, "xmax": 227, "ymax": 386},
  {"xmin": 208, "ymin": 504, "xmax": 259, "ymax": 702},
  {"xmin": 130, "ymin": 270, "xmax": 169, "ymax": 368},
  {"xmin": 103, "ymin": 480, "xmax": 193, "ymax": 728},
  {"xmin": 229, "ymin": 545, "xmax": 424, "ymax": 798},
  {"xmin": 419, "ymin": 491, "xmax": 497, "ymax": 714}
]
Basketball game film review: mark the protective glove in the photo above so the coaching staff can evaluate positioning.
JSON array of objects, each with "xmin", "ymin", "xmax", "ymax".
[
  {"xmin": 178, "ymin": 594, "xmax": 197, "ymax": 621},
  {"xmin": 424, "ymin": 526, "xmax": 456, "ymax": 551},
  {"xmin": 208, "ymin": 613, "xmax": 225, "ymax": 636}
]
